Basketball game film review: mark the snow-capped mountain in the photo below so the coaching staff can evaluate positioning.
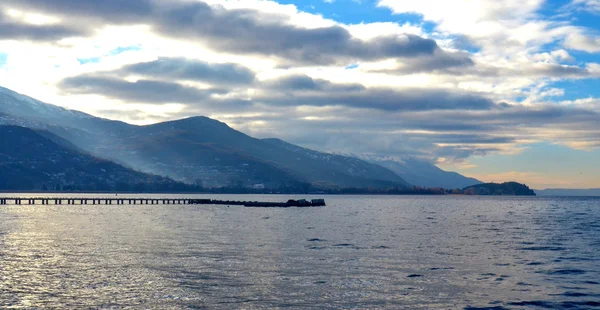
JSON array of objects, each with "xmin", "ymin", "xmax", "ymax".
[{"xmin": 0, "ymin": 86, "xmax": 92, "ymax": 123}]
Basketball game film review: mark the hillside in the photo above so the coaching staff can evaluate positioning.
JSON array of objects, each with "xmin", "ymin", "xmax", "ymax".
[
  {"xmin": 0, "ymin": 126, "xmax": 193, "ymax": 192},
  {"xmin": 373, "ymin": 158, "xmax": 482, "ymax": 189},
  {"xmin": 0, "ymin": 86, "xmax": 409, "ymax": 189},
  {"xmin": 259, "ymin": 138, "xmax": 409, "ymax": 188},
  {"xmin": 101, "ymin": 118, "xmax": 408, "ymax": 188},
  {"xmin": 464, "ymin": 182, "xmax": 536, "ymax": 196}
]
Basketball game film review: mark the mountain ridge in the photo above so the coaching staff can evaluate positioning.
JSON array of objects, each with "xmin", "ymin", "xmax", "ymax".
[
  {"xmin": 369, "ymin": 157, "xmax": 482, "ymax": 189},
  {"xmin": 0, "ymin": 125, "xmax": 195, "ymax": 192},
  {"xmin": 0, "ymin": 86, "xmax": 410, "ymax": 189}
]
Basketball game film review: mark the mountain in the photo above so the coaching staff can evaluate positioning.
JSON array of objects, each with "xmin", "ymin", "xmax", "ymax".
[
  {"xmin": 464, "ymin": 182, "xmax": 536, "ymax": 196},
  {"xmin": 0, "ymin": 86, "xmax": 133, "ymax": 156},
  {"xmin": 535, "ymin": 188, "xmax": 600, "ymax": 197},
  {"xmin": 261, "ymin": 138, "xmax": 409, "ymax": 188},
  {"xmin": 94, "ymin": 117, "xmax": 408, "ymax": 188},
  {"xmin": 0, "ymin": 125, "xmax": 193, "ymax": 192},
  {"xmin": 0, "ymin": 86, "xmax": 409, "ymax": 189},
  {"xmin": 373, "ymin": 158, "xmax": 482, "ymax": 189}
]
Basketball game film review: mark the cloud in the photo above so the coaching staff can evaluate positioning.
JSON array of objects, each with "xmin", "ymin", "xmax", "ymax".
[
  {"xmin": 377, "ymin": 0, "xmax": 598, "ymax": 56},
  {"xmin": 564, "ymin": 32, "xmax": 600, "ymax": 53},
  {"xmin": 225, "ymin": 99, "xmax": 600, "ymax": 163},
  {"xmin": 1, "ymin": 0, "xmax": 154, "ymax": 24},
  {"xmin": 261, "ymin": 74, "xmax": 366, "ymax": 92},
  {"xmin": 1, "ymin": 0, "xmax": 600, "ymax": 177},
  {"xmin": 570, "ymin": 0, "xmax": 600, "ymax": 14},
  {"xmin": 119, "ymin": 57, "xmax": 256, "ymax": 85},
  {"xmin": 377, "ymin": 0, "xmax": 543, "ymax": 35},
  {"xmin": 153, "ymin": 1, "xmax": 449, "ymax": 65},
  {"xmin": 448, "ymin": 61, "xmax": 597, "ymax": 79},
  {"xmin": 1, "ymin": 0, "xmax": 471, "ymax": 68},
  {"xmin": 0, "ymin": 11, "xmax": 84, "ymax": 41},
  {"xmin": 55, "ymin": 63, "xmax": 600, "ymax": 161},
  {"xmin": 61, "ymin": 70, "xmax": 495, "ymax": 112},
  {"xmin": 376, "ymin": 50, "xmax": 474, "ymax": 74},
  {"xmin": 59, "ymin": 74, "xmax": 221, "ymax": 104},
  {"xmin": 257, "ymin": 82, "xmax": 496, "ymax": 112}
]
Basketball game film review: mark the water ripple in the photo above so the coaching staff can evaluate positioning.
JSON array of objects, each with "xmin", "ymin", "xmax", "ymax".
[{"xmin": 0, "ymin": 194, "xmax": 599, "ymax": 308}]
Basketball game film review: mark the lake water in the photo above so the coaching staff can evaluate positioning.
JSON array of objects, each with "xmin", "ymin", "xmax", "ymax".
[{"xmin": 0, "ymin": 194, "xmax": 599, "ymax": 309}]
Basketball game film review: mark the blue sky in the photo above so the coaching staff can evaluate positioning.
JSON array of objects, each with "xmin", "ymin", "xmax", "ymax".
[
  {"xmin": 309, "ymin": 0, "xmax": 600, "ymax": 99},
  {"xmin": 279, "ymin": 0, "xmax": 421, "ymax": 23},
  {"xmin": 0, "ymin": 0, "xmax": 599, "ymax": 188},
  {"xmin": 0, "ymin": 53, "xmax": 7, "ymax": 68}
]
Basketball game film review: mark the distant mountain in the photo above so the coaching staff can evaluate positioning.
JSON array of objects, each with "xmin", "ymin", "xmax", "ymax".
[
  {"xmin": 464, "ymin": 182, "xmax": 536, "ymax": 196},
  {"xmin": 261, "ymin": 138, "xmax": 409, "ymax": 188},
  {"xmin": 0, "ymin": 86, "xmax": 409, "ymax": 189},
  {"xmin": 535, "ymin": 188, "xmax": 600, "ymax": 197},
  {"xmin": 372, "ymin": 158, "xmax": 482, "ymax": 189},
  {"xmin": 0, "ymin": 126, "xmax": 193, "ymax": 192}
]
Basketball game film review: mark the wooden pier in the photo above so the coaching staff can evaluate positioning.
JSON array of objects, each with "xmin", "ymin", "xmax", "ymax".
[
  {"xmin": 0, "ymin": 197, "xmax": 193, "ymax": 205},
  {"xmin": 0, "ymin": 197, "xmax": 326, "ymax": 207}
]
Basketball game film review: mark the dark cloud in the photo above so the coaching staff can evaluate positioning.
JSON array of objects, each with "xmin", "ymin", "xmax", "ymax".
[
  {"xmin": 120, "ymin": 58, "xmax": 256, "ymax": 85},
  {"xmin": 379, "ymin": 50, "xmax": 475, "ymax": 74},
  {"xmin": 257, "ymin": 75, "xmax": 495, "ymax": 111},
  {"xmin": 433, "ymin": 62, "xmax": 594, "ymax": 78},
  {"xmin": 59, "ymin": 74, "xmax": 219, "ymax": 104},
  {"xmin": 60, "ymin": 72, "xmax": 494, "ymax": 112},
  {"xmin": 262, "ymin": 75, "xmax": 366, "ymax": 92},
  {"xmin": 533, "ymin": 64, "xmax": 591, "ymax": 76},
  {"xmin": 0, "ymin": 12, "xmax": 84, "ymax": 41},
  {"xmin": 409, "ymin": 133, "xmax": 516, "ymax": 144},
  {"xmin": 413, "ymin": 51, "xmax": 475, "ymax": 72},
  {"xmin": 432, "ymin": 145, "xmax": 500, "ymax": 161},
  {"xmin": 276, "ymin": 89, "xmax": 493, "ymax": 111},
  {"xmin": 1, "ymin": 0, "xmax": 154, "ymax": 24},
  {"xmin": 0, "ymin": 0, "xmax": 472, "ymax": 69},
  {"xmin": 154, "ymin": 2, "xmax": 448, "ymax": 65},
  {"xmin": 388, "ymin": 105, "xmax": 600, "ymax": 137}
]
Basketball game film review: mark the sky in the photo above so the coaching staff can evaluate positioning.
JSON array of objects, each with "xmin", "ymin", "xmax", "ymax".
[{"xmin": 0, "ymin": 0, "xmax": 599, "ymax": 189}]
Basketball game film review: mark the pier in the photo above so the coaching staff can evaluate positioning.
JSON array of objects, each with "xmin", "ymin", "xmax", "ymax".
[
  {"xmin": 0, "ymin": 197, "xmax": 325, "ymax": 207},
  {"xmin": 0, "ymin": 197, "xmax": 192, "ymax": 205}
]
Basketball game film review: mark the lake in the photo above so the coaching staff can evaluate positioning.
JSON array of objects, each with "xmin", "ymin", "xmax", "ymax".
[{"xmin": 0, "ymin": 194, "xmax": 599, "ymax": 309}]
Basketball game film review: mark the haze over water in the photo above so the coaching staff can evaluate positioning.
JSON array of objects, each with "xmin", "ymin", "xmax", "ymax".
[{"xmin": 0, "ymin": 194, "xmax": 599, "ymax": 309}]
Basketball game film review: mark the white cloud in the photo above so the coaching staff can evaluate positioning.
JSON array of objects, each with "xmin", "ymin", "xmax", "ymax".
[
  {"xmin": 345, "ymin": 22, "xmax": 424, "ymax": 40},
  {"xmin": 5, "ymin": 8, "xmax": 61, "ymax": 25},
  {"xmin": 564, "ymin": 32, "xmax": 600, "ymax": 53},
  {"xmin": 377, "ymin": 0, "xmax": 543, "ymax": 34},
  {"xmin": 201, "ymin": 0, "xmax": 337, "ymax": 29},
  {"xmin": 571, "ymin": 0, "xmax": 600, "ymax": 13}
]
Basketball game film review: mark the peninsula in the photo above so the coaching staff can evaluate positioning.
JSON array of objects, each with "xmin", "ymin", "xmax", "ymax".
[{"xmin": 463, "ymin": 182, "xmax": 536, "ymax": 196}]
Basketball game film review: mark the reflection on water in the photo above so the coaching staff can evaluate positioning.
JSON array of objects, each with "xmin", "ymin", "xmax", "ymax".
[{"xmin": 0, "ymin": 195, "xmax": 599, "ymax": 309}]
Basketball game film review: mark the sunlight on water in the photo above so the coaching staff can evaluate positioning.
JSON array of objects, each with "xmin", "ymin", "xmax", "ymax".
[{"xmin": 0, "ymin": 195, "xmax": 599, "ymax": 309}]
